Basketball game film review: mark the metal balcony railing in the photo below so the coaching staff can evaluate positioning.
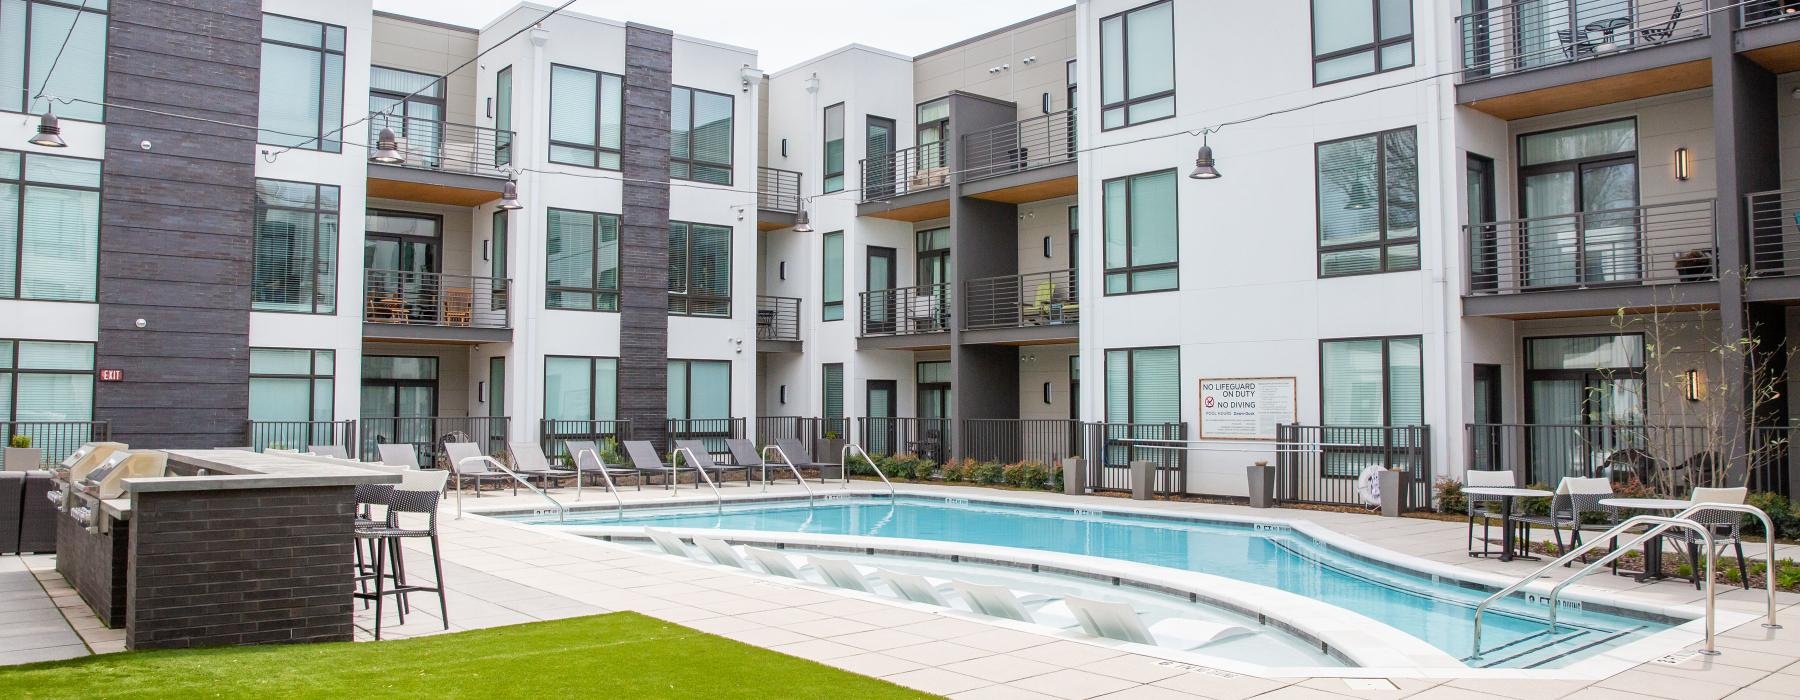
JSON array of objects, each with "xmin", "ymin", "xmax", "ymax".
[
  {"xmin": 366, "ymin": 112, "xmax": 514, "ymax": 178},
  {"xmin": 1742, "ymin": 0, "xmax": 1800, "ymax": 27},
  {"xmin": 861, "ymin": 143, "xmax": 949, "ymax": 202},
  {"xmin": 1455, "ymin": 0, "xmax": 1705, "ymax": 81},
  {"xmin": 246, "ymin": 420, "xmax": 355, "ymax": 454},
  {"xmin": 364, "ymin": 270, "xmax": 510, "ymax": 329},
  {"xmin": 1746, "ymin": 188, "xmax": 1800, "ymax": 277},
  {"xmin": 859, "ymin": 283, "xmax": 949, "ymax": 336},
  {"xmin": 1, "ymin": 420, "xmax": 111, "ymax": 468},
  {"xmin": 963, "ymin": 269, "xmax": 1078, "ymax": 330},
  {"xmin": 758, "ymin": 167, "xmax": 801, "ymax": 213},
  {"xmin": 756, "ymin": 295, "xmax": 801, "ymax": 341},
  {"xmin": 1465, "ymin": 199, "xmax": 1716, "ymax": 296},
  {"xmin": 962, "ymin": 109, "xmax": 1076, "ymax": 182}
]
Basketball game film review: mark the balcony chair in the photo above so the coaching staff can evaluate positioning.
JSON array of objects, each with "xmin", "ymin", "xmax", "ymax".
[
  {"xmin": 1640, "ymin": 3, "xmax": 1684, "ymax": 43},
  {"xmin": 1021, "ymin": 281, "xmax": 1055, "ymax": 325},
  {"xmin": 442, "ymin": 286, "xmax": 473, "ymax": 327},
  {"xmin": 1556, "ymin": 30, "xmax": 1598, "ymax": 60}
]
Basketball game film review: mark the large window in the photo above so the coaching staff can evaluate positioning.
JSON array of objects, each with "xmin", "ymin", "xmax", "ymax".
[
  {"xmin": 248, "ymin": 348, "xmax": 334, "ymax": 426},
  {"xmin": 1320, "ymin": 336, "xmax": 1423, "ymax": 477},
  {"xmin": 822, "ymin": 363, "xmax": 843, "ymax": 433},
  {"xmin": 668, "ymin": 359, "xmax": 731, "ymax": 421},
  {"xmin": 258, "ymin": 14, "xmax": 345, "ymax": 151},
  {"xmin": 670, "ymin": 86, "xmax": 733, "ymax": 185},
  {"xmin": 494, "ymin": 66, "xmax": 513, "ymax": 166},
  {"xmin": 545, "ymin": 208, "xmax": 620, "ymax": 311},
  {"xmin": 1518, "ymin": 119, "xmax": 1639, "ymax": 289},
  {"xmin": 1312, "ymin": 0, "xmax": 1413, "ymax": 85},
  {"xmin": 253, "ymin": 178, "xmax": 338, "ymax": 314},
  {"xmin": 368, "ymin": 65, "xmax": 444, "ymax": 167},
  {"xmin": 821, "ymin": 231, "xmax": 844, "ymax": 321},
  {"xmin": 0, "ymin": 150, "xmax": 98, "ymax": 302},
  {"xmin": 548, "ymin": 64, "xmax": 623, "ymax": 169},
  {"xmin": 1316, "ymin": 127, "xmax": 1418, "ymax": 277},
  {"xmin": 0, "ymin": 340, "xmax": 94, "ymax": 445},
  {"xmin": 668, "ymin": 221, "xmax": 731, "ymax": 317},
  {"xmin": 1104, "ymin": 347, "xmax": 1179, "ymax": 424},
  {"xmin": 544, "ymin": 356, "xmax": 618, "ymax": 421},
  {"xmin": 823, "ymin": 102, "xmax": 845, "ymax": 193},
  {"xmin": 2, "ymin": 0, "xmax": 108, "ymax": 122},
  {"xmin": 1102, "ymin": 169, "xmax": 1178, "ymax": 294},
  {"xmin": 1099, "ymin": 0, "xmax": 1174, "ymax": 130}
]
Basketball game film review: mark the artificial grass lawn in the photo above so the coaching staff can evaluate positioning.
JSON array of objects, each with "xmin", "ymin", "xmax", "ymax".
[{"xmin": 0, "ymin": 612, "xmax": 937, "ymax": 699}]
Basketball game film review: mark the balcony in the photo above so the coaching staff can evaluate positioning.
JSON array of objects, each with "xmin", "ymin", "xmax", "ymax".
[
  {"xmin": 1463, "ymin": 199, "xmax": 1716, "ymax": 317},
  {"xmin": 1740, "ymin": 2, "xmax": 1800, "ymax": 73},
  {"xmin": 961, "ymin": 269, "xmax": 1078, "ymax": 344},
  {"xmin": 756, "ymin": 295, "xmax": 802, "ymax": 352},
  {"xmin": 858, "ymin": 143, "xmax": 950, "ymax": 222},
  {"xmin": 858, "ymin": 283, "xmax": 950, "ymax": 349},
  {"xmin": 960, "ymin": 109, "xmax": 1078, "ymax": 204},
  {"xmin": 757, "ymin": 167, "xmax": 801, "ymax": 231},
  {"xmin": 1745, "ymin": 188, "xmax": 1800, "ymax": 300},
  {"xmin": 1454, "ymin": 0, "xmax": 1709, "ymax": 119},
  {"xmin": 365, "ymin": 113, "xmax": 515, "ymax": 206},
  {"xmin": 363, "ymin": 269, "xmax": 511, "ymax": 342}
]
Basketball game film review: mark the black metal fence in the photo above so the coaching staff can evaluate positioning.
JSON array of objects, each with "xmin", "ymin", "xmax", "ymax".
[
  {"xmin": 961, "ymin": 108, "xmax": 1076, "ymax": 182},
  {"xmin": 365, "ymin": 112, "xmax": 514, "ymax": 177},
  {"xmin": 963, "ymin": 269, "xmax": 1078, "ymax": 330},
  {"xmin": 539, "ymin": 419, "xmax": 633, "ymax": 464},
  {"xmin": 1751, "ymin": 426, "xmax": 1798, "ymax": 497},
  {"xmin": 1464, "ymin": 199, "xmax": 1716, "ymax": 295},
  {"xmin": 246, "ymin": 420, "xmax": 355, "ymax": 454},
  {"xmin": 667, "ymin": 418, "xmax": 744, "ymax": 458},
  {"xmin": 756, "ymin": 295, "xmax": 801, "ymax": 341},
  {"xmin": 1082, "ymin": 422, "xmax": 1187, "ymax": 496},
  {"xmin": 754, "ymin": 416, "xmax": 846, "ymax": 450},
  {"xmin": 2, "ymin": 420, "xmax": 111, "ymax": 468},
  {"xmin": 1466, "ymin": 423, "xmax": 1715, "ymax": 488},
  {"xmin": 359, "ymin": 416, "xmax": 508, "ymax": 467},
  {"xmin": 962, "ymin": 419, "xmax": 1080, "ymax": 465},
  {"xmin": 861, "ymin": 142, "xmax": 948, "ymax": 201},
  {"xmin": 1276, "ymin": 425, "xmax": 1431, "ymax": 509},
  {"xmin": 758, "ymin": 166, "xmax": 801, "ymax": 212},
  {"xmin": 1454, "ymin": 0, "xmax": 1704, "ymax": 81},
  {"xmin": 858, "ymin": 417, "xmax": 952, "ymax": 463}
]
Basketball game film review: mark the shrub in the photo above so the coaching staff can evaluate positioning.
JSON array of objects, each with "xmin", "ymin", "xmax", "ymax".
[
  {"xmin": 1520, "ymin": 483, "xmax": 1554, "ymax": 517},
  {"xmin": 846, "ymin": 453, "xmax": 876, "ymax": 476},
  {"xmin": 8, "ymin": 434, "xmax": 31, "ymax": 449},
  {"xmin": 1776, "ymin": 560, "xmax": 1800, "ymax": 589},
  {"xmin": 1050, "ymin": 464, "xmax": 1065, "ymax": 492},
  {"xmin": 1434, "ymin": 478, "xmax": 1466, "ymax": 514},
  {"xmin": 1744, "ymin": 492, "xmax": 1800, "ymax": 541},
  {"xmin": 1610, "ymin": 478, "xmax": 1659, "ymax": 499},
  {"xmin": 940, "ymin": 461, "xmax": 966, "ymax": 482},
  {"xmin": 969, "ymin": 461, "xmax": 1003, "ymax": 484},
  {"xmin": 1005, "ymin": 461, "xmax": 1050, "ymax": 489}
]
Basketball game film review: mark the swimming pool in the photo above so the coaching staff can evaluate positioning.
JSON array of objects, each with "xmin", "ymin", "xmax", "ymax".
[{"xmin": 504, "ymin": 494, "xmax": 1701, "ymax": 670}]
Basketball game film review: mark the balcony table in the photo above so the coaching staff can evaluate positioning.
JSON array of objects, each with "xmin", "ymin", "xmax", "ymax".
[{"xmin": 1464, "ymin": 486, "xmax": 1553, "ymax": 562}]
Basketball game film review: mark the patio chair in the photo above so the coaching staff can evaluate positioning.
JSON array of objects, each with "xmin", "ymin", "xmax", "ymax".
[
  {"xmin": 773, "ymin": 438, "xmax": 837, "ymax": 479},
  {"xmin": 622, "ymin": 441, "xmax": 681, "ymax": 488},
  {"xmin": 1020, "ymin": 280, "xmax": 1054, "ymax": 325},
  {"xmin": 675, "ymin": 439, "xmax": 752, "ymax": 486},
  {"xmin": 874, "ymin": 569, "xmax": 969, "ymax": 611},
  {"xmin": 806, "ymin": 555, "xmax": 884, "ymax": 593},
  {"xmin": 569, "ymin": 443, "xmax": 642, "ymax": 491},
  {"xmin": 724, "ymin": 439, "xmax": 772, "ymax": 484},
  {"xmin": 1679, "ymin": 487, "xmax": 1750, "ymax": 590},
  {"xmin": 1464, "ymin": 469, "xmax": 1515, "ymax": 556},
  {"xmin": 1061, "ymin": 596, "xmax": 1253, "ymax": 651},
  {"xmin": 744, "ymin": 546, "xmax": 813, "ymax": 579},
  {"xmin": 307, "ymin": 444, "xmax": 348, "ymax": 459},
  {"xmin": 444, "ymin": 442, "xmax": 516, "ymax": 497},
  {"xmin": 1557, "ymin": 29, "xmax": 1598, "ymax": 60},
  {"xmin": 644, "ymin": 528, "xmax": 695, "ymax": 559},
  {"xmin": 377, "ymin": 443, "xmax": 421, "ymax": 469},
  {"xmin": 1512, "ymin": 477, "xmax": 1616, "ymax": 561},
  {"xmin": 691, "ymin": 535, "xmax": 752, "ymax": 569},
  {"xmin": 1640, "ymin": 2, "xmax": 1684, "ymax": 43},
  {"xmin": 506, "ymin": 442, "xmax": 578, "ymax": 489},
  {"xmin": 949, "ymin": 579, "xmax": 1078, "ymax": 629},
  {"xmin": 354, "ymin": 468, "xmax": 451, "ymax": 640}
]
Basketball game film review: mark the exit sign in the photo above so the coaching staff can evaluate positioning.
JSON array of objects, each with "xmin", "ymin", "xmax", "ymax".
[{"xmin": 98, "ymin": 369, "xmax": 123, "ymax": 382}]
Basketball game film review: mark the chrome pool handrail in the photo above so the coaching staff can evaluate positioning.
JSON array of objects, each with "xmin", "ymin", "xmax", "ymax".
[
  {"xmin": 841, "ymin": 443, "xmax": 894, "ymax": 497},
  {"xmin": 759, "ymin": 445, "xmax": 814, "ymax": 507},
  {"xmin": 576, "ymin": 448, "xmax": 625, "ymax": 519},
  {"xmin": 1544, "ymin": 516, "xmax": 1712, "ymax": 645},
  {"xmin": 672, "ymin": 446, "xmax": 723, "ymax": 515},
  {"xmin": 454, "ymin": 455, "xmax": 567, "ymax": 522}
]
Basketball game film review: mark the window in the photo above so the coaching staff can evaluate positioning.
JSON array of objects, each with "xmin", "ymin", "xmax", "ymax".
[
  {"xmin": 0, "ymin": 340, "xmax": 94, "ymax": 452},
  {"xmin": 544, "ymin": 356, "xmax": 618, "ymax": 421},
  {"xmin": 917, "ymin": 361, "xmax": 952, "ymax": 419},
  {"xmin": 1104, "ymin": 347, "xmax": 1179, "ymax": 425},
  {"xmin": 668, "ymin": 221, "xmax": 731, "ymax": 317},
  {"xmin": 1518, "ymin": 119, "xmax": 1639, "ymax": 289},
  {"xmin": 1525, "ymin": 334, "xmax": 1644, "ymax": 425},
  {"xmin": 917, "ymin": 98, "xmax": 949, "ymax": 168},
  {"xmin": 916, "ymin": 228, "xmax": 949, "ymax": 289},
  {"xmin": 545, "ymin": 208, "xmax": 620, "ymax": 311},
  {"xmin": 1099, "ymin": 0, "xmax": 1174, "ymax": 129},
  {"xmin": 491, "ymin": 210, "xmax": 508, "ymax": 310},
  {"xmin": 1102, "ymin": 169, "xmax": 1178, "ymax": 294},
  {"xmin": 248, "ymin": 348, "xmax": 334, "ymax": 429},
  {"xmin": 821, "ymin": 231, "xmax": 844, "ymax": 321},
  {"xmin": 2, "ymin": 0, "xmax": 108, "ymax": 122},
  {"xmin": 668, "ymin": 359, "xmax": 731, "ymax": 421},
  {"xmin": 368, "ymin": 65, "xmax": 444, "ymax": 166},
  {"xmin": 258, "ymin": 14, "xmax": 345, "ymax": 151},
  {"xmin": 670, "ymin": 86, "xmax": 733, "ymax": 184},
  {"xmin": 0, "ymin": 150, "xmax": 98, "ymax": 302},
  {"xmin": 488, "ymin": 356, "xmax": 506, "ymax": 419},
  {"xmin": 253, "ymin": 178, "xmax": 339, "ymax": 314},
  {"xmin": 1317, "ymin": 127, "xmax": 1419, "ymax": 277},
  {"xmin": 494, "ymin": 66, "xmax": 513, "ymax": 166},
  {"xmin": 548, "ymin": 64, "xmax": 623, "ymax": 169},
  {"xmin": 823, "ymin": 103, "xmax": 845, "ymax": 193},
  {"xmin": 822, "ymin": 363, "xmax": 843, "ymax": 433},
  {"xmin": 1320, "ymin": 336, "xmax": 1422, "ymax": 477},
  {"xmin": 1312, "ymin": 0, "xmax": 1413, "ymax": 85}
]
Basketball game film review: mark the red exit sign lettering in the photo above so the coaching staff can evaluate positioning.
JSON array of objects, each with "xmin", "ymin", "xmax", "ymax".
[{"xmin": 98, "ymin": 369, "xmax": 123, "ymax": 382}]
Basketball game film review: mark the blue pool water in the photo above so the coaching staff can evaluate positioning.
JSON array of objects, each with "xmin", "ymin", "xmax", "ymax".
[{"xmin": 511, "ymin": 496, "xmax": 1680, "ymax": 668}]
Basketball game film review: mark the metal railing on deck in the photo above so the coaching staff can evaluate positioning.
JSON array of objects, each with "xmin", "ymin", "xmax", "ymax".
[
  {"xmin": 366, "ymin": 112, "xmax": 514, "ymax": 178},
  {"xmin": 860, "ymin": 283, "xmax": 950, "ymax": 336},
  {"xmin": 1466, "ymin": 423, "xmax": 1715, "ymax": 489},
  {"xmin": 1746, "ymin": 188, "xmax": 1800, "ymax": 277},
  {"xmin": 1455, "ymin": 0, "xmax": 1705, "ymax": 81},
  {"xmin": 539, "ymin": 419, "xmax": 632, "ymax": 465},
  {"xmin": 364, "ymin": 270, "xmax": 510, "ymax": 329},
  {"xmin": 246, "ymin": 419, "xmax": 354, "ymax": 454},
  {"xmin": 1465, "ymin": 199, "xmax": 1716, "ymax": 295},
  {"xmin": 359, "ymin": 416, "xmax": 507, "ymax": 467},
  {"xmin": 962, "ymin": 419, "xmax": 1080, "ymax": 465},
  {"xmin": 755, "ymin": 417, "xmax": 846, "ymax": 449},
  {"xmin": 1276, "ymin": 425, "xmax": 1430, "ymax": 508},
  {"xmin": 667, "ymin": 418, "xmax": 744, "ymax": 458},
  {"xmin": 1742, "ymin": 0, "xmax": 1800, "ymax": 27},
  {"xmin": 858, "ymin": 417, "xmax": 952, "ymax": 463},
  {"xmin": 2, "ymin": 420, "xmax": 110, "ymax": 468},
  {"xmin": 756, "ymin": 295, "xmax": 801, "ymax": 341},
  {"xmin": 964, "ymin": 269, "xmax": 1078, "ymax": 330},
  {"xmin": 1083, "ymin": 422, "xmax": 1187, "ymax": 496},
  {"xmin": 962, "ymin": 109, "xmax": 1076, "ymax": 182},
  {"xmin": 1750, "ymin": 426, "xmax": 1797, "ymax": 498},
  {"xmin": 758, "ymin": 167, "xmax": 801, "ymax": 212},
  {"xmin": 861, "ymin": 143, "xmax": 948, "ymax": 201}
]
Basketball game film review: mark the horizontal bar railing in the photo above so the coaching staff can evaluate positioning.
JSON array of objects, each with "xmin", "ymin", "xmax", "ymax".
[
  {"xmin": 1083, "ymin": 422, "xmax": 1188, "ymax": 496},
  {"xmin": 1746, "ymin": 188, "xmax": 1800, "ymax": 277},
  {"xmin": 1276, "ymin": 425, "xmax": 1431, "ymax": 508},
  {"xmin": 245, "ymin": 419, "xmax": 354, "ymax": 454},
  {"xmin": 1465, "ymin": 199, "xmax": 1716, "ymax": 296},
  {"xmin": 1741, "ymin": 0, "xmax": 1800, "ymax": 28},
  {"xmin": 859, "ymin": 283, "xmax": 950, "ymax": 336},
  {"xmin": 0, "ymin": 420, "xmax": 111, "ymax": 468},
  {"xmin": 962, "ymin": 109, "xmax": 1077, "ymax": 182},
  {"xmin": 963, "ymin": 269, "xmax": 1078, "ymax": 330},
  {"xmin": 365, "ymin": 269, "xmax": 510, "ymax": 330},
  {"xmin": 754, "ymin": 417, "xmax": 847, "ymax": 449},
  {"xmin": 366, "ymin": 112, "xmax": 514, "ymax": 178},
  {"xmin": 756, "ymin": 295, "xmax": 802, "ymax": 341},
  {"xmin": 359, "ymin": 416, "xmax": 508, "ymax": 468},
  {"xmin": 1455, "ymin": 0, "xmax": 1706, "ymax": 82},
  {"xmin": 758, "ymin": 166, "xmax": 802, "ymax": 212},
  {"xmin": 539, "ymin": 419, "xmax": 633, "ymax": 465},
  {"xmin": 861, "ymin": 142, "xmax": 949, "ymax": 202},
  {"xmin": 961, "ymin": 419, "xmax": 1081, "ymax": 465},
  {"xmin": 1466, "ymin": 423, "xmax": 1719, "ymax": 490},
  {"xmin": 667, "ymin": 418, "xmax": 744, "ymax": 458}
]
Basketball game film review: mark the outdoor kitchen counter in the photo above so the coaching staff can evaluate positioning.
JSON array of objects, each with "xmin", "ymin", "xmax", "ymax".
[{"xmin": 136, "ymin": 449, "xmax": 400, "ymax": 491}]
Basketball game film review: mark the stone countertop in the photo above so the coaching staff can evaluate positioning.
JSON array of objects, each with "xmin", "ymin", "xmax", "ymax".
[{"xmin": 120, "ymin": 450, "xmax": 402, "ymax": 494}]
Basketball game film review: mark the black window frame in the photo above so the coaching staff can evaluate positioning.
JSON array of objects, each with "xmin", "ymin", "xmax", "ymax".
[
  {"xmin": 494, "ymin": 65, "xmax": 513, "ymax": 166},
  {"xmin": 544, "ymin": 207, "xmax": 621, "ymax": 312},
  {"xmin": 0, "ymin": 148, "xmax": 102, "ymax": 302},
  {"xmin": 1315, "ymin": 126, "xmax": 1420, "ymax": 279},
  {"xmin": 0, "ymin": 337, "xmax": 96, "ymax": 426},
  {"xmin": 1318, "ymin": 335, "xmax": 1424, "ymax": 479},
  {"xmin": 252, "ymin": 177, "xmax": 340, "ymax": 315},
  {"xmin": 823, "ymin": 102, "xmax": 846, "ymax": 193},
  {"xmin": 1102, "ymin": 346, "xmax": 1179, "ymax": 424},
  {"xmin": 541, "ymin": 355, "xmax": 619, "ymax": 422},
  {"xmin": 821, "ymin": 230, "xmax": 844, "ymax": 321},
  {"xmin": 248, "ymin": 346, "xmax": 336, "ymax": 423},
  {"xmin": 5, "ymin": 0, "xmax": 110, "ymax": 123},
  {"xmin": 1310, "ymin": 0, "xmax": 1415, "ymax": 87},
  {"xmin": 258, "ymin": 12, "xmax": 346, "ymax": 153},
  {"xmin": 669, "ymin": 85, "xmax": 735, "ymax": 185},
  {"xmin": 1101, "ymin": 168, "xmax": 1180, "ymax": 296},
  {"xmin": 667, "ymin": 219, "xmax": 733, "ymax": 318},
  {"xmin": 1098, "ymin": 0, "xmax": 1177, "ymax": 131},
  {"xmin": 547, "ymin": 63, "xmax": 624, "ymax": 171},
  {"xmin": 667, "ymin": 358, "xmax": 733, "ymax": 422}
]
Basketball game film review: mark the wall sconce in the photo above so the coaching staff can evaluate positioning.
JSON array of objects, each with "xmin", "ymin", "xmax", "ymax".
[
  {"xmin": 1042, "ymin": 382, "xmax": 1053, "ymax": 404},
  {"xmin": 1674, "ymin": 147, "xmax": 1691, "ymax": 181},
  {"xmin": 1042, "ymin": 236, "xmax": 1053, "ymax": 258},
  {"xmin": 781, "ymin": 138, "xmax": 788, "ymax": 158},
  {"xmin": 1684, "ymin": 368, "xmax": 1705, "ymax": 401},
  {"xmin": 779, "ymin": 385, "xmax": 788, "ymax": 404},
  {"xmin": 477, "ymin": 381, "xmax": 486, "ymax": 403},
  {"xmin": 779, "ymin": 261, "xmax": 787, "ymax": 280},
  {"xmin": 482, "ymin": 239, "xmax": 491, "ymax": 261}
]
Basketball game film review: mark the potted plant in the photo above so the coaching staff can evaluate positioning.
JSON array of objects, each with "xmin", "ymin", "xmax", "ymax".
[
  {"xmin": 815, "ymin": 430, "xmax": 846, "ymax": 480},
  {"xmin": 1061, "ymin": 455, "xmax": 1086, "ymax": 495},
  {"xmin": 1378, "ymin": 466, "xmax": 1411, "ymax": 518},
  {"xmin": 6, "ymin": 435, "xmax": 42, "ymax": 472}
]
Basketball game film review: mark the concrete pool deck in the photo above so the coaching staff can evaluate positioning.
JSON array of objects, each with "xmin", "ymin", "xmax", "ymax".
[{"xmin": 7, "ymin": 481, "xmax": 1800, "ymax": 699}]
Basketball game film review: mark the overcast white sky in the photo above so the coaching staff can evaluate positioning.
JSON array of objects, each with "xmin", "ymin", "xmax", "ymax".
[{"xmin": 372, "ymin": 0, "xmax": 1073, "ymax": 73}]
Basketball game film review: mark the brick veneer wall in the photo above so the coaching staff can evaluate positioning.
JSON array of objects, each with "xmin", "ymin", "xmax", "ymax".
[
  {"xmin": 126, "ymin": 486, "xmax": 355, "ymax": 648},
  {"xmin": 55, "ymin": 511, "xmax": 130, "ymax": 628}
]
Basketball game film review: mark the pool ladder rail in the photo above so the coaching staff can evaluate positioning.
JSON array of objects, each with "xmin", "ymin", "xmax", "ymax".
[
  {"xmin": 452, "ymin": 455, "xmax": 569, "ymax": 523},
  {"xmin": 758, "ymin": 444, "xmax": 817, "ymax": 508},
  {"xmin": 572, "ymin": 448, "xmax": 627, "ymax": 520},
  {"xmin": 670, "ymin": 446, "xmax": 725, "ymax": 515},
  {"xmin": 841, "ymin": 443, "xmax": 896, "ymax": 497},
  {"xmin": 1470, "ymin": 503, "xmax": 1781, "ymax": 661}
]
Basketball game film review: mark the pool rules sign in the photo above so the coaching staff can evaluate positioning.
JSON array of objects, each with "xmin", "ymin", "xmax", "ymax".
[{"xmin": 1198, "ymin": 377, "xmax": 1296, "ymax": 441}]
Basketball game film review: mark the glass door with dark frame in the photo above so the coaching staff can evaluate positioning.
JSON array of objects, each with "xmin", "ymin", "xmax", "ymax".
[
  {"xmin": 916, "ymin": 228, "xmax": 950, "ymax": 330},
  {"xmin": 1524, "ymin": 335, "xmax": 1646, "ymax": 484},
  {"xmin": 917, "ymin": 98, "xmax": 949, "ymax": 172},
  {"xmin": 365, "ymin": 210, "xmax": 442, "ymax": 323},
  {"xmin": 866, "ymin": 380, "xmax": 898, "ymax": 456},
  {"xmin": 1467, "ymin": 154, "xmax": 1497, "ymax": 292},
  {"xmin": 1518, "ymin": 120, "xmax": 1638, "ymax": 289},
  {"xmin": 866, "ymin": 246, "xmax": 897, "ymax": 334},
  {"xmin": 360, "ymin": 356, "xmax": 440, "ymax": 463},
  {"xmin": 369, "ymin": 66, "xmax": 446, "ymax": 167},
  {"xmin": 866, "ymin": 116, "xmax": 897, "ymax": 200},
  {"xmin": 1512, "ymin": 1, "xmax": 1634, "ymax": 73},
  {"xmin": 1472, "ymin": 364, "xmax": 1502, "ymax": 471},
  {"xmin": 916, "ymin": 361, "xmax": 952, "ymax": 463}
]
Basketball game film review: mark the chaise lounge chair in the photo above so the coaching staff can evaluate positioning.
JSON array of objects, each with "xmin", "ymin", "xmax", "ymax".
[
  {"xmin": 506, "ymin": 442, "xmax": 579, "ymax": 489},
  {"xmin": 377, "ymin": 443, "xmax": 421, "ymax": 468},
  {"xmin": 675, "ymin": 439, "xmax": 752, "ymax": 486},
  {"xmin": 1061, "ymin": 595, "xmax": 1254, "ymax": 650},
  {"xmin": 444, "ymin": 442, "xmax": 516, "ymax": 497}
]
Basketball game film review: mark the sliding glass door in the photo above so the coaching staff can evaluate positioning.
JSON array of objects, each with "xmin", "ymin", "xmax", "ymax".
[{"xmin": 1519, "ymin": 119, "xmax": 1638, "ymax": 289}]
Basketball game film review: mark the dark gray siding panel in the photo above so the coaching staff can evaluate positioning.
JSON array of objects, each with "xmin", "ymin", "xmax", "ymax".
[
  {"xmin": 619, "ymin": 24, "xmax": 674, "ymax": 448},
  {"xmin": 96, "ymin": 0, "xmax": 261, "ymax": 449}
]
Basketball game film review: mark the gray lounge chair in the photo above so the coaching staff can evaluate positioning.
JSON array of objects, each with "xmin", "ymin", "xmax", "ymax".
[
  {"xmin": 570, "ymin": 446, "xmax": 642, "ymax": 491},
  {"xmin": 377, "ymin": 443, "xmax": 421, "ymax": 468},
  {"xmin": 444, "ymin": 442, "xmax": 515, "ymax": 497},
  {"xmin": 506, "ymin": 442, "xmax": 578, "ymax": 488},
  {"xmin": 724, "ymin": 439, "xmax": 772, "ymax": 483},
  {"xmin": 774, "ymin": 438, "xmax": 838, "ymax": 481},
  {"xmin": 675, "ymin": 439, "xmax": 751, "ymax": 486},
  {"xmin": 622, "ymin": 440, "xmax": 680, "ymax": 488},
  {"xmin": 308, "ymin": 444, "xmax": 348, "ymax": 459}
]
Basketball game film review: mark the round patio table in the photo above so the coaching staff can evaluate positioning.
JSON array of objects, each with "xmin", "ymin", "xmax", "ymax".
[
  {"xmin": 1464, "ymin": 486, "xmax": 1553, "ymax": 562},
  {"xmin": 1600, "ymin": 497, "xmax": 1691, "ymax": 583}
]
